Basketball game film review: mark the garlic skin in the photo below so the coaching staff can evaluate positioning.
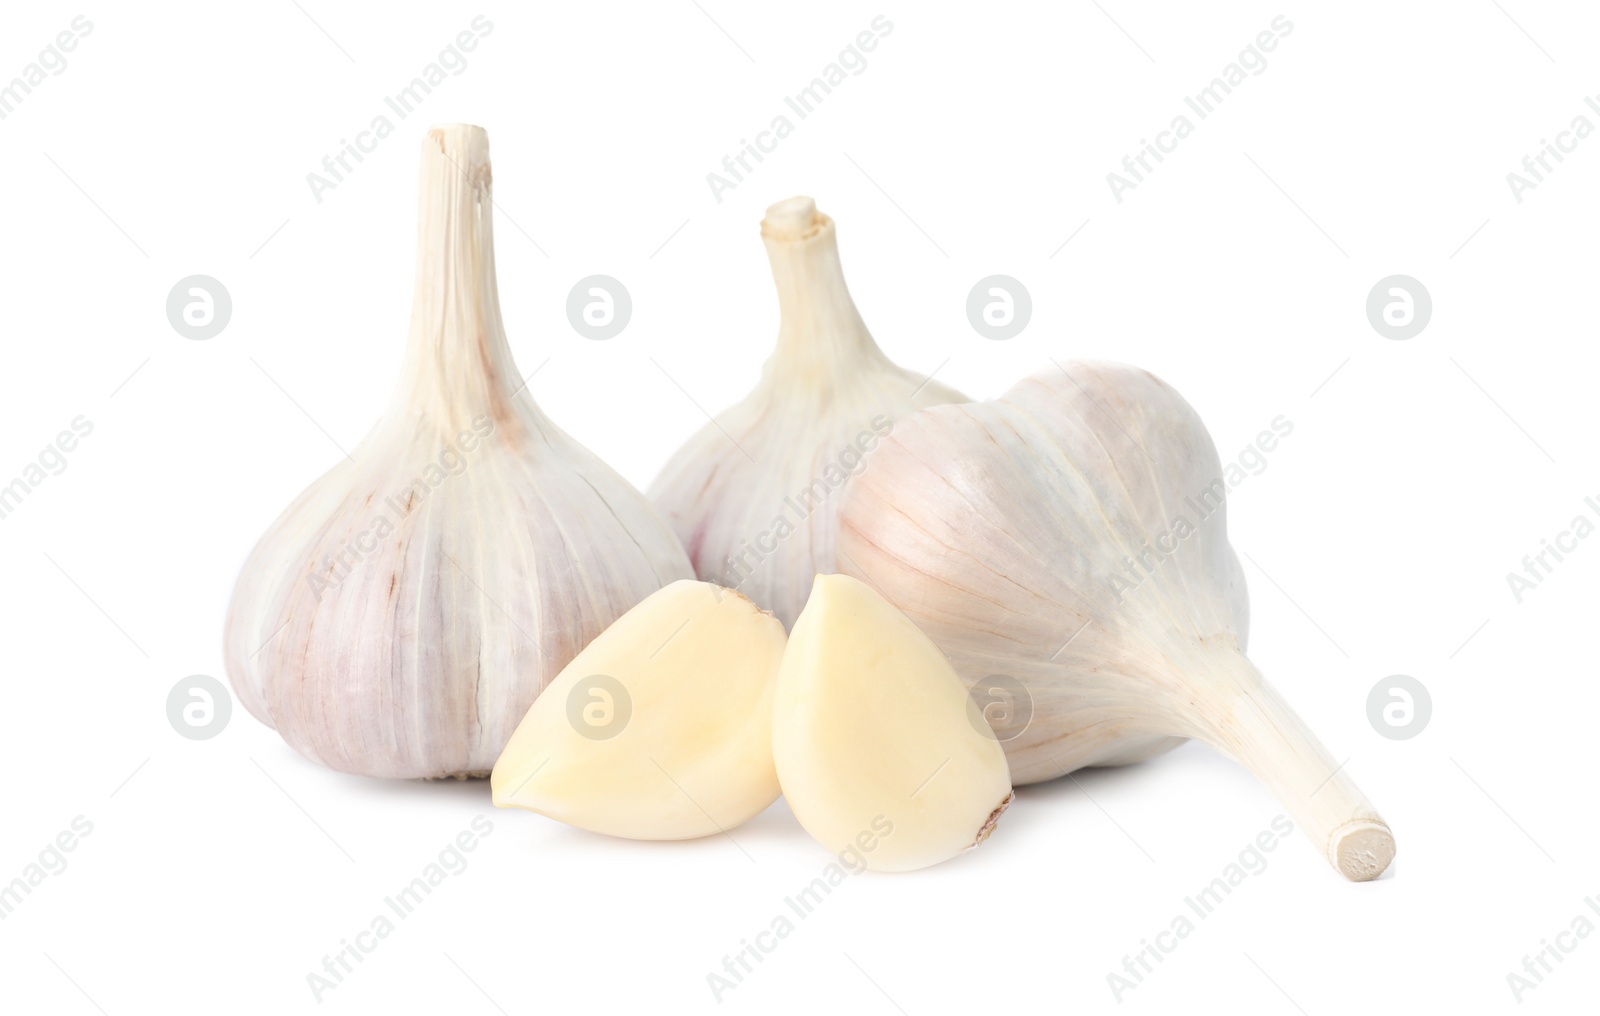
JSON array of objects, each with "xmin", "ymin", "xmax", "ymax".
[
  {"xmin": 223, "ymin": 125, "xmax": 692, "ymax": 780},
  {"xmin": 773, "ymin": 574, "xmax": 1013, "ymax": 872},
  {"xmin": 836, "ymin": 363, "xmax": 1394, "ymax": 881},
  {"xmin": 648, "ymin": 197, "xmax": 965, "ymax": 629},
  {"xmin": 492, "ymin": 580, "xmax": 785, "ymax": 839}
]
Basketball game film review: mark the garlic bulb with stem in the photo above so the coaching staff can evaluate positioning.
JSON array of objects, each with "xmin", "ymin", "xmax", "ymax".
[
  {"xmin": 492, "ymin": 580, "xmax": 786, "ymax": 839},
  {"xmin": 648, "ymin": 196, "xmax": 965, "ymax": 629},
  {"xmin": 836, "ymin": 362, "xmax": 1394, "ymax": 881},
  {"xmin": 773, "ymin": 573, "xmax": 1013, "ymax": 872},
  {"xmin": 223, "ymin": 124, "xmax": 692, "ymax": 780}
]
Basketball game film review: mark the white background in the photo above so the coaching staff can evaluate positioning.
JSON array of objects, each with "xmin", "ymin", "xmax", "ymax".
[{"xmin": 1, "ymin": 1, "xmax": 1596, "ymax": 1012}]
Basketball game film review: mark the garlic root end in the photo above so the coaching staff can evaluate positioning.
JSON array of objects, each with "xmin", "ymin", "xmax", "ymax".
[
  {"xmin": 966, "ymin": 791, "xmax": 1015, "ymax": 852},
  {"xmin": 1330, "ymin": 818, "xmax": 1396, "ymax": 882},
  {"xmin": 1191, "ymin": 651, "xmax": 1396, "ymax": 882},
  {"xmin": 761, "ymin": 195, "xmax": 822, "ymax": 240}
]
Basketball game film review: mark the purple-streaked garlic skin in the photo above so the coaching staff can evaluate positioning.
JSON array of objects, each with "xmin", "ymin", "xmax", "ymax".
[
  {"xmin": 837, "ymin": 363, "xmax": 1393, "ymax": 881},
  {"xmin": 224, "ymin": 126, "xmax": 691, "ymax": 779}
]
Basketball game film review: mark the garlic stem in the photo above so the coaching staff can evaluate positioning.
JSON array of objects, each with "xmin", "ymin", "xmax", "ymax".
[
  {"xmin": 393, "ymin": 124, "xmax": 535, "ymax": 432},
  {"xmin": 1177, "ymin": 650, "xmax": 1395, "ymax": 882},
  {"xmin": 760, "ymin": 199, "xmax": 884, "ymax": 379}
]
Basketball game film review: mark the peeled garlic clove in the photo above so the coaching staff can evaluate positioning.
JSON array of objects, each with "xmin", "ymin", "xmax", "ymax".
[
  {"xmin": 223, "ymin": 125, "xmax": 693, "ymax": 779},
  {"xmin": 492, "ymin": 580, "xmax": 785, "ymax": 839},
  {"xmin": 837, "ymin": 363, "xmax": 1394, "ymax": 880},
  {"xmin": 773, "ymin": 573, "xmax": 1013, "ymax": 872},
  {"xmin": 648, "ymin": 197, "xmax": 966, "ymax": 629}
]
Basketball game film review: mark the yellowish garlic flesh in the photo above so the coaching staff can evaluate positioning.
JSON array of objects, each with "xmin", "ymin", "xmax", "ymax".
[
  {"xmin": 836, "ymin": 362, "xmax": 1394, "ymax": 881},
  {"xmin": 491, "ymin": 580, "xmax": 785, "ymax": 840},
  {"xmin": 773, "ymin": 573, "xmax": 1013, "ymax": 872},
  {"xmin": 649, "ymin": 197, "xmax": 966, "ymax": 629},
  {"xmin": 223, "ymin": 125, "xmax": 692, "ymax": 779}
]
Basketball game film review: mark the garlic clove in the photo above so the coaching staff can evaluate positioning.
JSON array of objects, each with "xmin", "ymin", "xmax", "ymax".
[
  {"xmin": 491, "ymin": 580, "xmax": 785, "ymax": 840},
  {"xmin": 223, "ymin": 125, "xmax": 693, "ymax": 779},
  {"xmin": 836, "ymin": 362, "xmax": 1394, "ymax": 880},
  {"xmin": 648, "ymin": 197, "xmax": 966, "ymax": 629},
  {"xmin": 773, "ymin": 573, "xmax": 1013, "ymax": 872}
]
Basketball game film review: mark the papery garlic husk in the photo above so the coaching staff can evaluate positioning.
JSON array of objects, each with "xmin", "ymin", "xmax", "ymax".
[
  {"xmin": 836, "ymin": 363, "xmax": 1395, "ymax": 881},
  {"xmin": 223, "ymin": 125, "xmax": 692, "ymax": 779},
  {"xmin": 648, "ymin": 197, "xmax": 966, "ymax": 629},
  {"xmin": 773, "ymin": 573, "xmax": 1013, "ymax": 872},
  {"xmin": 491, "ymin": 579, "xmax": 785, "ymax": 839}
]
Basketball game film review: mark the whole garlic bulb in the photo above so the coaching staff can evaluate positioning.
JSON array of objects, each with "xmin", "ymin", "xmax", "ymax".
[
  {"xmin": 648, "ymin": 196, "xmax": 965, "ymax": 628},
  {"xmin": 224, "ymin": 124, "xmax": 692, "ymax": 780},
  {"xmin": 837, "ymin": 363, "xmax": 1395, "ymax": 881}
]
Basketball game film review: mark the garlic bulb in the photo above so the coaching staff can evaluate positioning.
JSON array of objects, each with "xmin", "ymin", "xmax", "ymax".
[
  {"xmin": 223, "ymin": 125, "xmax": 692, "ymax": 780},
  {"xmin": 836, "ymin": 363, "xmax": 1395, "ymax": 881},
  {"xmin": 492, "ymin": 580, "xmax": 785, "ymax": 839},
  {"xmin": 648, "ymin": 197, "xmax": 965, "ymax": 629},
  {"xmin": 773, "ymin": 574, "xmax": 1013, "ymax": 872}
]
